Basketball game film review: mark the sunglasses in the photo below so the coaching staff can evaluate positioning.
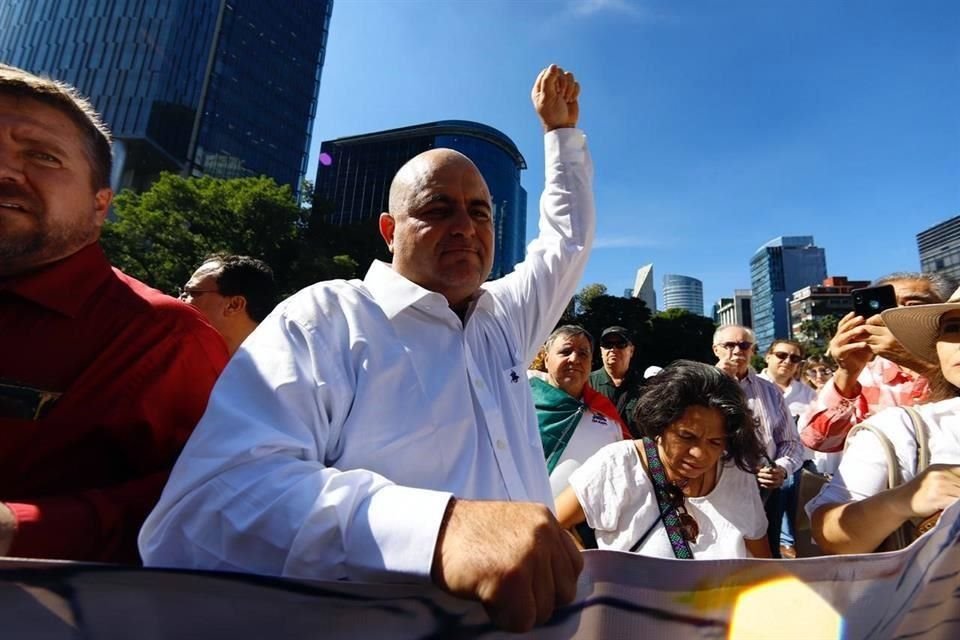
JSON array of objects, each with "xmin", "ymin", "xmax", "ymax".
[
  {"xmin": 663, "ymin": 483, "xmax": 699, "ymax": 543},
  {"xmin": 772, "ymin": 351, "xmax": 803, "ymax": 364},
  {"xmin": 716, "ymin": 341, "xmax": 753, "ymax": 352},
  {"xmin": 601, "ymin": 340, "xmax": 629, "ymax": 349},
  {"xmin": 0, "ymin": 381, "xmax": 62, "ymax": 421},
  {"xmin": 807, "ymin": 367, "xmax": 833, "ymax": 377}
]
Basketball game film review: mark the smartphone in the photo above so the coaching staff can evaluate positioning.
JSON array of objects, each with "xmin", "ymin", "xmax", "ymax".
[{"xmin": 852, "ymin": 284, "xmax": 897, "ymax": 318}]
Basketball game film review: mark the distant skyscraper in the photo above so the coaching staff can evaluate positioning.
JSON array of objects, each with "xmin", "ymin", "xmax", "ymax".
[
  {"xmin": 0, "ymin": 0, "xmax": 333, "ymax": 196},
  {"xmin": 662, "ymin": 274, "xmax": 703, "ymax": 316},
  {"xmin": 750, "ymin": 236, "xmax": 827, "ymax": 353},
  {"xmin": 918, "ymin": 214, "xmax": 960, "ymax": 284},
  {"xmin": 715, "ymin": 289, "xmax": 753, "ymax": 328},
  {"xmin": 313, "ymin": 120, "xmax": 527, "ymax": 279},
  {"xmin": 632, "ymin": 263, "xmax": 657, "ymax": 312}
]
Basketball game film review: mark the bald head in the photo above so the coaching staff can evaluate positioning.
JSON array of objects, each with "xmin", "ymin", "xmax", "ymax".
[
  {"xmin": 388, "ymin": 148, "xmax": 486, "ymax": 216},
  {"xmin": 378, "ymin": 148, "xmax": 495, "ymax": 311}
]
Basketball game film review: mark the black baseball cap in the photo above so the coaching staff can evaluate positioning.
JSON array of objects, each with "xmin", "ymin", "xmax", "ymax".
[{"xmin": 600, "ymin": 326, "xmax": 632, "ymax": 344}]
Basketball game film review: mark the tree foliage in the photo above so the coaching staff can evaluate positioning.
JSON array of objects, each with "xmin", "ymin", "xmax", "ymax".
[
  {"xmin": 556, "ymin": 286, "xmax": 717, "ymax": 371},
  {"xmin": 796, "ymin": 314, "xmax": 842, "ymax": 358},
  {"xmin": 101, "ymin": 173, "xmax": 384, "ymax": 297}
]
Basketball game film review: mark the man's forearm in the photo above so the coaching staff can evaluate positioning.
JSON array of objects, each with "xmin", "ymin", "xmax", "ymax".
[{"xmin": 812, "ymin": 490, "xmax": 908, "ymax": 555}]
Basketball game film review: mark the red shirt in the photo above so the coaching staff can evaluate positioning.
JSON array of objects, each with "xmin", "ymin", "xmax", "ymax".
[{"xmin": 0, "ymin": 243, "xmax": 229, "ymax": 562}]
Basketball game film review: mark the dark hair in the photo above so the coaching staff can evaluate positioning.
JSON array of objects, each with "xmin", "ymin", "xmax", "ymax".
[
  {"xmin": 544, "ymin": 324, "xmax": 594, "ymax": 356},
  {"xmin": 203, "ymin": 254, "xmax": 277, "ymax": 322},
  {"xmin": 0, "ymin": 64, "xmax": 112, "ymax": 189},
  {"xmin": 630, "ymin": 360, "xmax": 765, "ymax": 473},
  {"xmin": 766, "ymin": 339, "xmax": 805, "ymax": 358}
]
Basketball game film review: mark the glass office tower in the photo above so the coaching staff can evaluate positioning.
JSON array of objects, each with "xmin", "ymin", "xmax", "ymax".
[
  {"xmin": 0, "ymin": 0, "xmax": 332, "ymax": 196},
  {"xmin": 314, "ymin": 120, "xmax": 528, "ymax": 279},
  {"xmin": 750, "ymin": 236, "xmax": 827, "ymax": 353},
  {"xmin": 662, "ymin": 274, "xmax": 704, "ymax": 316}
]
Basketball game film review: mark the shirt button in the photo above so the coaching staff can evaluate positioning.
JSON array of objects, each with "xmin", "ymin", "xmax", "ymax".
[{"xmin": 496, "ymin": 439, "xmax": 506, "ymax": 450}]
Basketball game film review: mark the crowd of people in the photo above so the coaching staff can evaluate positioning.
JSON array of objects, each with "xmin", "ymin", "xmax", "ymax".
[{"xmin": 2, "ymin": 60, "xmax": 959, "ymax": 633}]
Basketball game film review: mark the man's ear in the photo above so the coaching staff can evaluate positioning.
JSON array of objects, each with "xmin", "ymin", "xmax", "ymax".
[
  {"xmin": 93, "ymin": 188, "xmax": 113, "ymax": 226},
  {"xmin": 378, "ymin": 212, "xmax": 396, "ymax": 253},
  {"xmin": 224, "ymin": 295, "xmax": 247, "ymax": 317}
]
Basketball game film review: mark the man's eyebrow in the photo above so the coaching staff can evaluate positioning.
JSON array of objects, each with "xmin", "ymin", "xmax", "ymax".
[
  {"xmin": 903, "ymin": 291, "xmax": 940, "ymax": 304},
  {"xmin": 14, "ymin": 133, "xmax": 69, "ymax": 158}
]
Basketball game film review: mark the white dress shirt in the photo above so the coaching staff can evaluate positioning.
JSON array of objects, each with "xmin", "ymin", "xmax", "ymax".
[
  {"xmin": 806, "ymin": 397, "xmax": 960, "ymax": 517},
  {"xmin": 738, "ymin": 369, "xmax": 804, "ymax": 474},
  {"xmin": 139, "ymin": 129, "xmax": 594, "ymax": 583}
]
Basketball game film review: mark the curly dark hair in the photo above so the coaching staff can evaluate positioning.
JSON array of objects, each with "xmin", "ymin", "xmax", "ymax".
[{"xmin": 630, "ymin": 360, "xmax": 765, "ymax": 473}]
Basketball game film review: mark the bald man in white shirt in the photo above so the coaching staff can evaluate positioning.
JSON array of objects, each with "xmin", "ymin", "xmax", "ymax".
[{"xmin": 140, "ymin": 65, "xmax": 592, "ymax": 632}]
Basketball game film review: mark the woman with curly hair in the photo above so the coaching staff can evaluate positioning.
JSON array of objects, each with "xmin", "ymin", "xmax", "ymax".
[{"xmin": 555, "ymin": 360, "xmax": 770, "ymax": 559}]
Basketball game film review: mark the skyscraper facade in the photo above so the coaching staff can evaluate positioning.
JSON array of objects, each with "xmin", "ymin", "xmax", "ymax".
[
  {"xmin": 0, "ymin": 0, "xmax": 332, "ymax": 196},
  {"xmin": 632, "ymin": 263, "xmax": 657, "ymax": 312},
  {"xmin": 714, "ymin": 289, "xmax": 752, "ymax": 328},
  {"xmin": 662, "ymin": 274, "xmax": 704, "ymax": 316},
  {"xmin": 750, "ymin": 236, "xmax": 827, "ymax": 353},
  {"xmin": 917, "ymin": 214, "xmax": 960, "ymax": 284},
  {"xmin": 313, "ymin": 120, "xmax": 528, "ymax": 279}
]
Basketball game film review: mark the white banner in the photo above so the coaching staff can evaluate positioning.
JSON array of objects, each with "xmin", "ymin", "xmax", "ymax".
[{"xmin": 2, "ymin": 501, "xmax": 959, "ymax": 639}]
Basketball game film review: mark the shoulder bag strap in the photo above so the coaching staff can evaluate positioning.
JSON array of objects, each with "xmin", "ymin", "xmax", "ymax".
[
  {"xmin": 846, "ymin": 422, "xmax": 901, "ymax": 488},
  {"xmin": 636, "ymin": 438, "xmax": 694, "ymax": 559},
  {"xmin": 904, "ymin": 406, "xmax": 930, "ymax": 472}
]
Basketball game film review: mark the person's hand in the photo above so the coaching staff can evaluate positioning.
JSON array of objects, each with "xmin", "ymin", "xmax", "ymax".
[
  {"xmin": 715, "ymin": 360, "xmax": 739, "ymax": 379},
  {"xmin": 532, "ymin": 65, "xmax": 580, "ymax": 132},
  {"xmin": 828, "ymin": 312, "xmax": 873, "ymax": 377},
  {"xmin": 893, "ymin": 464, "xmax": 960, "ymax": 519},
  {"xmin": 0, "ymin": 503, "xmax": 15, "ymax": 556},
  {"xmin": 757, "ymin": 465, "xmax": 787, "ymax": 489},
  {"xmin": 862, "ymin": 315, "xmax": 939, "ymax": 376},
  {"xmin": 431, "ymin": 498, "xmax": 583, "ymax": 632}
]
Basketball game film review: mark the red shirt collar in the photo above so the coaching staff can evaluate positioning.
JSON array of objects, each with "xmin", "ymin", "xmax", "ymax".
[{"xmin": 0, "ymin": 243, "xmax": 114, "ymax": 318}]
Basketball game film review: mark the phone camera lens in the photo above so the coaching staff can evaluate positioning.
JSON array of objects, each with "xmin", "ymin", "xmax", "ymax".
[{"xmin": 869, "ymin": 300, "xmax": 880, "ymax": 310}]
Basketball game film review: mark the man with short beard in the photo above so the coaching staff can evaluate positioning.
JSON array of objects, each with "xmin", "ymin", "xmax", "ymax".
[{"xmin": 0, "ymin": 65, "xmax": 228, "ymax": 562}]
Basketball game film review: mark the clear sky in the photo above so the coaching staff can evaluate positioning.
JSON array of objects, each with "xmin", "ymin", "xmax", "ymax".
[{"xmin": 306, "ymin": 0, "xmax": 960, "ymax": 312}]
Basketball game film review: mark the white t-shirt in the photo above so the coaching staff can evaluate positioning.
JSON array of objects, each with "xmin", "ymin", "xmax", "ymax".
[
  {"xmin": 806, "ymin": 397, "xmax": 960, "ymax": 517},
  {"xmin": 568, "ymin": 440, "xmax": 768, "ymax": 559},
  {"xmin": 549, "ymin": 407, "xmax": 623, "ymax": 498}
]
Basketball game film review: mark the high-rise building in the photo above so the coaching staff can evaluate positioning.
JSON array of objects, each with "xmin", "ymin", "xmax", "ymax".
[
  {"xmin": 0, "ymin": 0, "xmax": 333, "ymax": 196},
  {"xmin": 789, "ymin": 276, "xmax": 870, "ymax": 342},
  {"xmin": 714, "ymin": 289, "xmax": 753, "ymax": 328},
  {"xmin": 632, "ymin": 263, "xmax": 657, "ymax": 312},
  {"xmin": 918, "ymin": 214, "xmax": 960, "ymax": 283},
  {"xmin": 750, "ymin": 236, "xmax": 827, "ymax": 353},
  {"xmin": 662, "ymin": 274, "xmax": 704, "ymax": 316},
  {"xmin": 313, "ymin": 120, "xmax": 528, "ymax": 278}
]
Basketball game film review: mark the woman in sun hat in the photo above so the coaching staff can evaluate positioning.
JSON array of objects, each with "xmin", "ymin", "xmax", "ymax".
[{"xmin": 808, "ymin": 287, "xmax": 960, "ymax": 554}]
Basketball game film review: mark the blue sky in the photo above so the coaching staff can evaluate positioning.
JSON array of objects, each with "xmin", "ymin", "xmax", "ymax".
[{"xmin": 306, "ymin": 0, "xmax": 960, "ymax": 312}]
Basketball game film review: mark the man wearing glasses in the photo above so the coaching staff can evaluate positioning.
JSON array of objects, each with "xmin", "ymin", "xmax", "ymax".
[
  {"xmin": 713, "ymin": 325, "xmax": 803, "ymax": 558},
  {"xmin": 759, "ymin": 339, "xmax": 816, "ymax": 559},
  {"xmin": 589, "ymin": 326, "xmax": 642, "ymax": 431},
  {"xmin": 0, "ymin": 65, "xmax": 228, "ymax": 562},
  {"xmin": 179, "ymin": 254, "xmax": 277, "ymax": 356}
]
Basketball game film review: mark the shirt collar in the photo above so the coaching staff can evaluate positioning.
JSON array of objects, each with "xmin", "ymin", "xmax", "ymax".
[
  {"xmin": 363, "ymin": 260, "xmax": 493, "ymax": 320},
  {"xmin": 0, "ymin": 243, "xmax": 113, "ymax": 318}
]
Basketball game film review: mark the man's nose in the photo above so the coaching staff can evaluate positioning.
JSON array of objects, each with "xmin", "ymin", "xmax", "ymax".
[
  {"xmin": 448, "ymin": 204, "xmax": 476, "ymax": 236},
  {"xmin": 0, "ymin": 144, "xmax": 26, "ymax": 182}
]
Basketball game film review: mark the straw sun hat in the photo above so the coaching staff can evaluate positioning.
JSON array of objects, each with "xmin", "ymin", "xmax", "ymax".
[{"xmin": 881, "ymin": 286, "xmax": 960, "ymax": 364}]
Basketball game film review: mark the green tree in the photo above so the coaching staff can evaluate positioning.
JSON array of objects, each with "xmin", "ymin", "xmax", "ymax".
[
  {"xmin": 575, "ymin": 294, "xmax": 652, "ymax": 368},
  {"xmin": 101, "ymin": 173, "xmax": 363, "ymax": 297},
  {"xmin": 640, "ymin": 308, "xmax": 717, "ymax": 369},
  {"xmin": 575, "ymin": 283, "xmax": 608, "ymax": 315},
  {"xmin": 797, "ymin": 314, "xmax": 842, "ymax": 359}
]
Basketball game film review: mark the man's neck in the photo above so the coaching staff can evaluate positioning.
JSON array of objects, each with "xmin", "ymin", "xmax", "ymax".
[{"xmin": 605, "ymin": 364, "xmax": 628, "ymax": 384}]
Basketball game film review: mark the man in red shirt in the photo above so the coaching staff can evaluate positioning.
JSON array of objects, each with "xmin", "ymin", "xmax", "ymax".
[{"xmin": 0, "ymin": 65, "xmax": 228, "ymax": 562}]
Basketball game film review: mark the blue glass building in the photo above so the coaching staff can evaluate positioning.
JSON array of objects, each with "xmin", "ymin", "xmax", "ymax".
[
  {"xmin": 0, "ymin": 0, "xmax": 332, "ymax": 196},
  {"xmin": 314, "ymin": 120, "xmax": 528, "ymax": 279},
  {"xmin": 662, "ymin": 274, "xmax": 704, "ymax": 316},
  {"xmin": 750, "ymin": 236, "xmax": 827, "ymax": 353}
]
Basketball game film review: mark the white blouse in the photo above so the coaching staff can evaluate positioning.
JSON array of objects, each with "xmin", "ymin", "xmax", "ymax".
[
  {"xmin": 568, "ymin": 440, "xmax": 767, "ymax": 559},
  {"xmin": 807, "ymin": 397, "xmax": 960, "ymax": 517}
]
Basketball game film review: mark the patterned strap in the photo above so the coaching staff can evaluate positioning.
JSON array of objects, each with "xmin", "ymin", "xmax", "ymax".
[{"xmin": 641, "ymin": 437, "xmax": 694, "ymax": 559}]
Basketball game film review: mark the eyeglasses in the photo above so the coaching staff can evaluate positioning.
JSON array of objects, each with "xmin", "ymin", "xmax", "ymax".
[
  {"xmin": 772, "ymin": 351, "xmax": 803, "ymax": 364},
  {"xmin": 807, "ymin": 367, "xmax": 833, "ymax": 377},
  {"xmin": 178, "ymin": 287, "xmax": 219, "ymax": 301},
  {"xmin": 663, "ymin": 483, "xmax": 699, "ymax": 543},
  {"xmin": 601, "ymin": 340, "xmax": 629, "ymax": 349},
  {"xmin": 716, "ymin": 341, "xmax": 753, "ymax": 352}
]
